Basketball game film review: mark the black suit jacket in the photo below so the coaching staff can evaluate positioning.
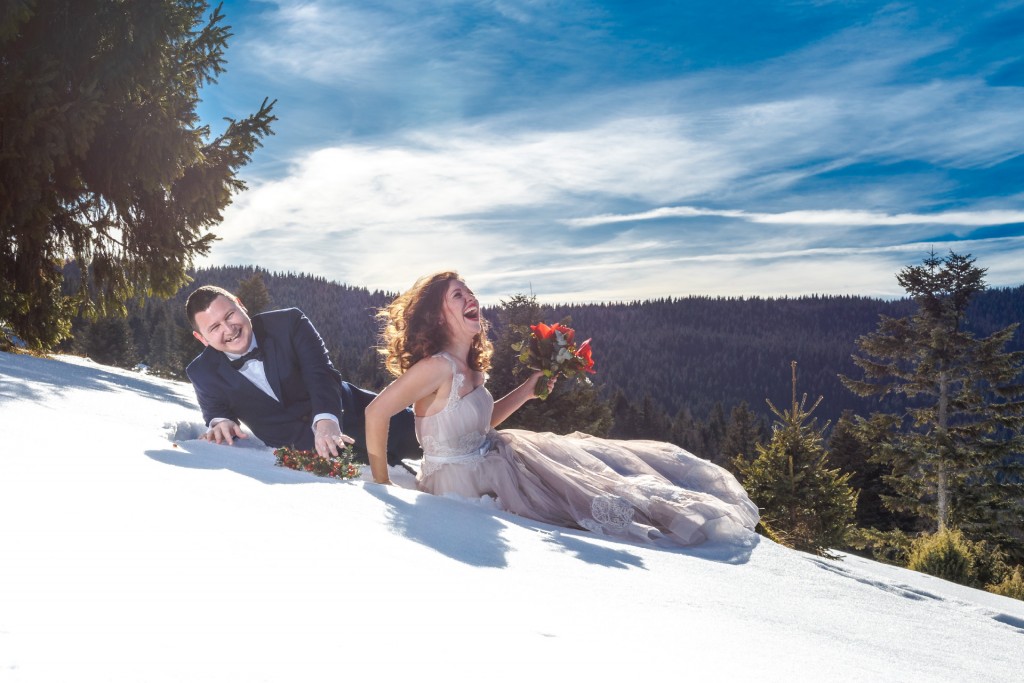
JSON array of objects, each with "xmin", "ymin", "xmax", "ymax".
[{"xmin": 186, "ymin": 308, "xmax": 419, "ymax": 463}]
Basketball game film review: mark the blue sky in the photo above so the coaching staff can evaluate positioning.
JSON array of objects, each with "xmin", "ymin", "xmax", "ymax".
[{"xmin": 196, "ymin": 0, "xmax": 1024, "ymax": 303}]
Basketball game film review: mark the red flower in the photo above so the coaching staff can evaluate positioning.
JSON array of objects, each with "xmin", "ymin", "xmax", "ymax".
[
  {"xmin": 530, "ymin": 322, "xmax": 555, "ymax": 340},
  {"xmin": 575, "ymin": 339, "xmax": 595, "ymax": 373},
  {"xmin": 515, "ymin": 320, "xmax": 596, "ymax": 399}
]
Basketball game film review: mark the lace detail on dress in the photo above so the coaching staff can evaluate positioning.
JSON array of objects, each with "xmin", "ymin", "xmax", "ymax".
[
  {"xmin": 582, "ymin": 495, "xmax": 635, "ymax": 533},
  {"xmin": 437, "ymin": 365, "xmax": 465, "ymax": 415}
]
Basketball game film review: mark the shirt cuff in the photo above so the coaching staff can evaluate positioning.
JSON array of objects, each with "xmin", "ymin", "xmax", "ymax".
[{"xmin": 312, "ymin": 413, "xmax": 341, "ymax": 432}]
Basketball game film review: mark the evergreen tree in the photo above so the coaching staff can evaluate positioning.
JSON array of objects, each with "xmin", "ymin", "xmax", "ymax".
[
  {"xmin": 1, "ymin": 1, "xmax": 276, "ymax": 349},
  {"xmin": 635, "ymin": 395, "xmax": 672, "ymax": 440},
  {"xmin": 488, "ymin": 294, "xmax": 542, "ymax": 399},
  {"xmin": 145, "ymin": 303, "xmax": 195, "ymax": 379},
  {"xmin": 827, "ymin": 410, "xmax": 905, "ymax": 530},
  {"xmin": 610, "ymin": 388, "xmax": 643, "ymax": 438},
  {"xmin": 722, "ymin": 401, "xmax": 767, "ymax": 473},
  {"xmin": 841, "ymin": 251, "xmax": 1024, "ymax": 558},
  {"xmin": 236, "ymin": 271, "xmax": 273, "ymax": 315},
  {"xmin": 491, "ymin": 294, "xmax": 612, "ymax": 436},
  {"xmin": 701, "ymin": 401, "xmax": 728, "ymax": 465},
  {"xmin": 670, "ymin": 406, "xmax": 704, "ymax": 456},
  {"xmin": 75, "ymin": 315, "xmax": 138, "ymax": 368},
  {"xmin": 738, "ymin": 362, "xmax": 858, "ymax": 555}
]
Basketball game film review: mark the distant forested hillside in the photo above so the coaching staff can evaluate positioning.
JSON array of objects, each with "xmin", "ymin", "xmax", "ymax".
[{"xmin": 62, "ymin": 265, "xmax": 1024, "ymax": 431}]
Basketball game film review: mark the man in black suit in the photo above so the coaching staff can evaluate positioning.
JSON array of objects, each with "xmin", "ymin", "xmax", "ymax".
[{"xmin": 185, "ymin": 285, "xmax": 420, "ymax": 465}]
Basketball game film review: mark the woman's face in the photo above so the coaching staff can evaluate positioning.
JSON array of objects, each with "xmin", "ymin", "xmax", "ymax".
[{"xmin": 440, "ymin": 279, "xmax": 481, "ymax": 340}]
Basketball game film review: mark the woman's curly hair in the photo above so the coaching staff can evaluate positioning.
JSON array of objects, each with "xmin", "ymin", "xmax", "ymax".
[{"xmin": 378, "ymin": 271, "xmax": 493, "ymax": 377}]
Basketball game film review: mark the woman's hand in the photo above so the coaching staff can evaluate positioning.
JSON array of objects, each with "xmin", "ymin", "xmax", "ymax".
[{"xmin": 528, "ymin": 370, "xmax": 557, "ymax": 399}]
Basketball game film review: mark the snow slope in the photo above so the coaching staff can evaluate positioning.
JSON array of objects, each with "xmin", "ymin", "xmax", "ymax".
[{"xmin": 1, "ymin": 351, "xmax": 1021, "ymax": 682}]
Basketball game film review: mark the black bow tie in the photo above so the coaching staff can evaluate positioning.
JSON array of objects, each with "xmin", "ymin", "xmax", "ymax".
[{"xmin": 229, "ymin": 346, "xmax": 264, "ymax": 370}]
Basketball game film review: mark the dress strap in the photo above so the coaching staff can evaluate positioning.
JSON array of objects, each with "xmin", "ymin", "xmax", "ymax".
[{"xmin": 434, "ymin": 352, "xmax": 465, "ymax": 408}]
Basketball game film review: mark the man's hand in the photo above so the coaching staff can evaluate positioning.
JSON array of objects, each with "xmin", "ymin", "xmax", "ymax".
[
  {"xmin": 314, "ymin": 418, "xmax": 355, "ymax": 459},
  {"xmin": 201, "ymin": 420, "xmax": 248, "ymax": 445}
]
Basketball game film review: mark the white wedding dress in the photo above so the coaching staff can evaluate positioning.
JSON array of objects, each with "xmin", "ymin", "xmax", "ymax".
[{"xmin": 415, "ymin": 353, "xmax": 760, "ymax": 547}]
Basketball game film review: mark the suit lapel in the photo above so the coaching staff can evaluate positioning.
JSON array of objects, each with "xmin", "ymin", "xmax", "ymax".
[
  {"xmin": 215, "ymin": 354, "xmax": 265, "ymax": 401},
  {"xmin": 253, "ymin": 316, "xmax": 285, "ymax": 402}
]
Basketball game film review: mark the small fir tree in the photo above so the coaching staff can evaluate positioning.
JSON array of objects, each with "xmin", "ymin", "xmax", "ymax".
[
  {"xmin": 907, "ymin": 528, "xmax": 976, "ymax": 586},
  {"xmin": 987, "ymin": 565, "xmax": 1024, "ymax": 601},
  {"xmin": 737, "ymin": 362, "xmax": 857, "ymax": 556},
  {"xmin": 907, "ymin": 527, "xmax": 1010, "ymax": 590}
]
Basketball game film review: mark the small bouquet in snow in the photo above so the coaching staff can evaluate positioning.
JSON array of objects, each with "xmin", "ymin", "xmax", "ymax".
[
  {"xmin": 512, "ymin": 321, "xmax": 595, "ymax": 399},
  {"xmin": 274, "ymin": 445, "xmax": 361, "ymax": 480}
]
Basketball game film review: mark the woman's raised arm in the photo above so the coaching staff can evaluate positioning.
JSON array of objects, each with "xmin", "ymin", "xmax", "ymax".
[{"xmin": 491, "ymin": 371, "xmax": 552, "ymax": 428}]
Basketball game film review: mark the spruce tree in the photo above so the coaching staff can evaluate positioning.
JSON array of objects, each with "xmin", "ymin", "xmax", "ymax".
[
  {"xmin": 610, "ymin": 388, "xmax": 643, "ymax": 438},
  {"xmin": 488, "ymin": 293, "xmax": 541, "ymax": 399},
  {"xmin": 669, "ymin": 406, "xmax": 703, "ymax": 455},
  {"xmin": 75, "ymin": 314, "xmax": 138, "ymax": 368},
  {"xmin": 737, "ymin": 362, "xmax": 858, "ymax": 555},
  {"xmin": 1, "ymin": 1, "xmax": 276, "ymax": 349},
  {"xmin": 701, "ymin": 401, "xmax": 728, "ymax": 464},
  {"xmin": 236, "ymin": 271, "xmax": 273, "ymax": 315},
  {"xmin": 841, "ymin": 251, "xmax": 1024, "ymax": 559},
  {"xmin": 490, "ymin": 293, "xmax": 612, "ymax": 436},
  {"xmin": 636, "ymin": 395, "xmax": 672, "ymax": 440},
  {"xmin": 827, "ymin": 410, "xmax": 908, "ymax": 531},
  {"xmin": 145, "ymin": 302, "xmax": 195, "ymax": 379},
  {"xmin": 721, "ymin": 401, "xmax": 767, "ymax": 472}
]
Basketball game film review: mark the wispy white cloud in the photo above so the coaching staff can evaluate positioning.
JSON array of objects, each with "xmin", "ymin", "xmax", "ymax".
[
  {"xmin": 240, "ymin": 2, "xmax": 409, "ymax": 85},
  {"xmin": 565, "ymin": 206, "xmax": 1024, "ymax": 229}
]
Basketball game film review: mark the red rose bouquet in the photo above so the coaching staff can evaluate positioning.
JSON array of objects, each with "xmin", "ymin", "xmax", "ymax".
[
  {"xmin": 274, "ymin": 445, "xmax": 362, "ymax": 480},
  {"xmin": 512, "ymin": 321, "xmax": 596, "ymax": 399}
]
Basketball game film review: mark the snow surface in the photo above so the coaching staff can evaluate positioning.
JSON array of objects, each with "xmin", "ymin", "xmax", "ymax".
[{"xmin": 1, "ymin": 350, "xmax": 1022, "ymax": 682}]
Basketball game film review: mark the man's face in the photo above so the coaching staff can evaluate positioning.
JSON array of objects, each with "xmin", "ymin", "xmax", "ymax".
[{"xmin": 192, "ymin": 295, "xmax": 253, "ymax": 355}]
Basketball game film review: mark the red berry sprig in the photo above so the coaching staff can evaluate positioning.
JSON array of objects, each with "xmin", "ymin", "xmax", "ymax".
[{"xmin": 273, "ymin": 445, "xmax": 361, "ymax": 480}]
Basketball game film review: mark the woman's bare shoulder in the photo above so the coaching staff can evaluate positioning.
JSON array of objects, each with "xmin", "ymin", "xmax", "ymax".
[{"xmin": 404, "ymin": 353, "xmax": 454, "ymax": 383}]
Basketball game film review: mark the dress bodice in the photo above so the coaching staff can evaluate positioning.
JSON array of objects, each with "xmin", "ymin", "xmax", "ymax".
[{"xmin": 415, "ymin": 353, "xmax": 495, "ymax": 474}]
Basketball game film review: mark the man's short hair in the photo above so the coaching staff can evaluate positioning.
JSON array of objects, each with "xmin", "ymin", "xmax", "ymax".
[{"xmin": 186, "ymin": 285, "xmax": 239, "ymax": 331}]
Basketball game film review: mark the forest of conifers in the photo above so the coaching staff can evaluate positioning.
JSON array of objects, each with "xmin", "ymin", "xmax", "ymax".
[{"xmin": 64, "ymin": 264, "xmax": 1024, "ymax": 454}]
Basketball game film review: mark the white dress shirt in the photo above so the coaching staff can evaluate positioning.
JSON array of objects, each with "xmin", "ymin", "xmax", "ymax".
[{"xmin": 211, "ymin": 339, "xmax": 339, "ymax": 433}]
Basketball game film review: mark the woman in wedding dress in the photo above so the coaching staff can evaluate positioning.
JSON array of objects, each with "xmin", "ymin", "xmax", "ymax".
[{"xmin": 364, "ymin": 271, "xmax": 760, "ymax": 547}]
